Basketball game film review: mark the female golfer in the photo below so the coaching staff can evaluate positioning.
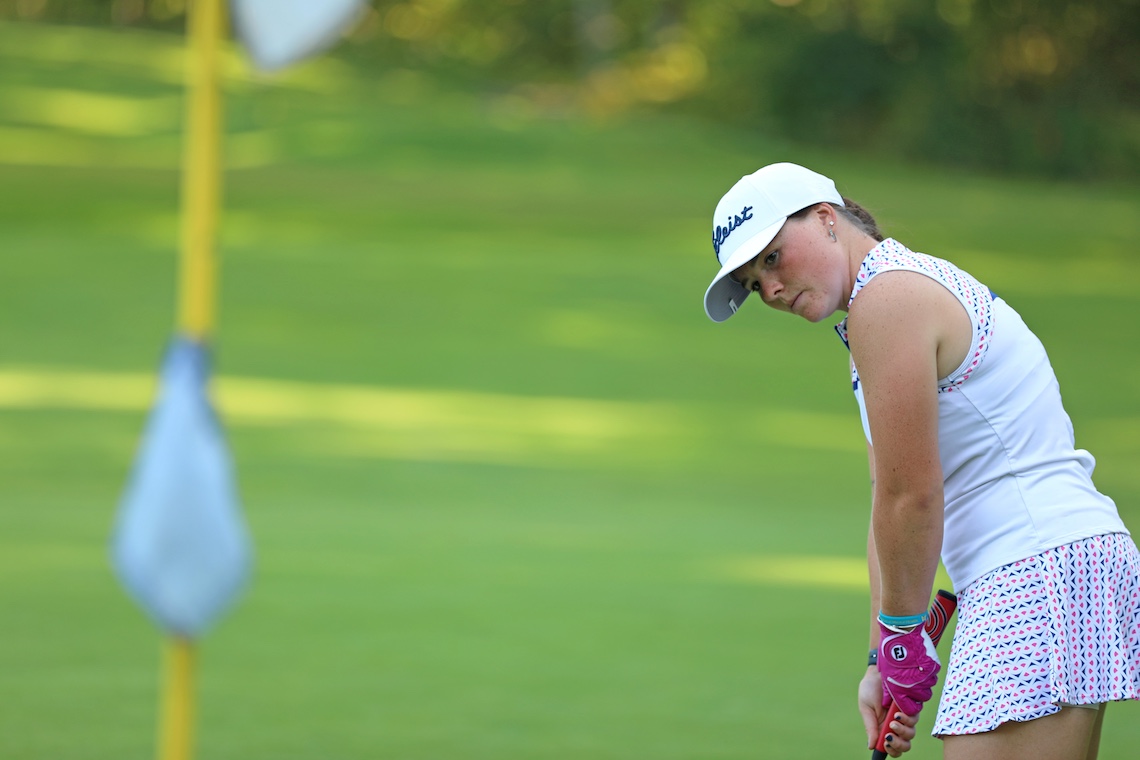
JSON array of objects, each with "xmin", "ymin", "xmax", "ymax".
[{"xmin": 702, "ymin": 163, "xmax": 1140, "ymax": 759}]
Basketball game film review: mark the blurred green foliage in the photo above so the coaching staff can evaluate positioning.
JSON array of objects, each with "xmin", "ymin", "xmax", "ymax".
[{"xmin": 5, "ymin": 0, "xmax": 1137, "ymax": 178}]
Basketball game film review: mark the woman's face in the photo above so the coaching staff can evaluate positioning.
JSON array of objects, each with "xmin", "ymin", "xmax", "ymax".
[{"xmin": 730, "ymin": 208, "xmax": 852, "ymax": 322}]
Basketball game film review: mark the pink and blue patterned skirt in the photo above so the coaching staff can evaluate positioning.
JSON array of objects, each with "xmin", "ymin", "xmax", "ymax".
[{"xmin": 933, "ymin": 532, "xmax": 1140, "ymax": 736}]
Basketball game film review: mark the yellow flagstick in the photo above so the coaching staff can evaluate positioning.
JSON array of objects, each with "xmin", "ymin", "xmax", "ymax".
[
  {"xmin": 157, "ymin": 638, "xmax": 197, "ymax": 760},
  {"xmin": 178, "ymin": 0, "xmax": 224, "ymax": 340},
  {"xmin": 161, "ymin": 1, "xmax": 224, "ymax": 758}
]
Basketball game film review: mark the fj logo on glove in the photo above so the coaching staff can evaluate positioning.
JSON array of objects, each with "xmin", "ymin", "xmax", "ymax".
[{"xmin": 891, "ymin": 644, "xmax": 908, "ymax": 661}]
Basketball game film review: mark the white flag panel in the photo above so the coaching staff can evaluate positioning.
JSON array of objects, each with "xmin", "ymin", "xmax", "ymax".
[{"xmin": 231, "ymin": 0, "xmax": 368, "ymax": 71}]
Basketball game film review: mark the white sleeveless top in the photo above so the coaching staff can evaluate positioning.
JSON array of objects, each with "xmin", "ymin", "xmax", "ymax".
[{"xmin": 835, "ymin": 239, "xmax": 1127, "ymax": 590}]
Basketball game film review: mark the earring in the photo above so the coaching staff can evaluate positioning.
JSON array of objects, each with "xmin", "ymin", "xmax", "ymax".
[{"xmin": 829, "ymin": 229, "xmax": 837, "ymax": 242}]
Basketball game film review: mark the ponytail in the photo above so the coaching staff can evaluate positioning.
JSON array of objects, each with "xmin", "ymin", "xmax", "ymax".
[
  {"xmin": 837, "ymin": 197, "xmax": 883, "ymax": 241},
  {"xmin": 789, "ymin": 198, "xmax": 885, "ymax": 241}
]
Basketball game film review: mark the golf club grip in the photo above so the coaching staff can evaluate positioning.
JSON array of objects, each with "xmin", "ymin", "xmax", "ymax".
[{"xmin": 871, "ymin": 590, "xmax": 957, "ymax": 760}]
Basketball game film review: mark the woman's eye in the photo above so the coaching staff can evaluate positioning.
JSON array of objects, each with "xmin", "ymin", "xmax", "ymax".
[{"xmin": 764, "ymin": 250, "xmax": 779, "ymax": 266}]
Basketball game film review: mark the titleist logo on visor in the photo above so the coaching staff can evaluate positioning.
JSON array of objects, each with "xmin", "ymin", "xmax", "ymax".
[{"xmin": 712, "ymin": 205, "xmax": 753, "ymax": 261}]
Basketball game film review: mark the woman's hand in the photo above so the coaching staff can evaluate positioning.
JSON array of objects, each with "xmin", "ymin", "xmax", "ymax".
[
  {"xmin": 859, "ymin": 666, "xmax": 886, "ymax": 746},
  {"xmin": 859, "ymin": 667, "xmax": 919, "ymax": 756}
]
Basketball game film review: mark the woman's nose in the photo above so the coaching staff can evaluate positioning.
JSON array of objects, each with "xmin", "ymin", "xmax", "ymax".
[{"xmin": 761, "ymin": 278, "xmax": 782, "ymax": 303}]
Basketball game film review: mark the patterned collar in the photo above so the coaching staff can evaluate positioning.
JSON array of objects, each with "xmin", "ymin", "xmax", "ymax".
[{"xmin": 833, "ymin": 238, "xmax": 903, "ymax": 351}]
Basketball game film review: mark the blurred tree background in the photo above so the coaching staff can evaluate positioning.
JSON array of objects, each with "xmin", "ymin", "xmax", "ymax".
[{"xmin": 4, "ymin": 0, "xmax": 1136, "ymax": 179}]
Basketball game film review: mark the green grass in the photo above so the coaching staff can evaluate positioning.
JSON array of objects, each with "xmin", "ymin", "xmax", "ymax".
[{"xmin": 1, "ymin": 19, "xmax": 1139, "ymax": 760}]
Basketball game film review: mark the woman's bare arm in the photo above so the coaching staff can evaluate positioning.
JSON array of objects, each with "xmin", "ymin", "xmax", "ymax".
[
  {"xmin": 847, "ymin": 271, "xmax": 952, "ymax": 618},
  {"xmin": 867, "ymin": 441, "xmax": 881, "ymax": 646}
]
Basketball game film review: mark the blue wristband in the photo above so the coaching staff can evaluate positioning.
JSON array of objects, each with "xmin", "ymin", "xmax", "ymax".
[{"xmin": 878, "ymin": 611, "xmax": 928, "ymax": 629}]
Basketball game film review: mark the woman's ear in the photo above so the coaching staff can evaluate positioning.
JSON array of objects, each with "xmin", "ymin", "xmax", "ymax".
[{"xmin": 811, "ymin": 202, "xmax": 838, "ymax": 230}]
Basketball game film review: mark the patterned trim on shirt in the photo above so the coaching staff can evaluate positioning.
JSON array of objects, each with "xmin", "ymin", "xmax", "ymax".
[{"xmin": 834, "ymin": 239, "xmax": 995, "ymax": 393}]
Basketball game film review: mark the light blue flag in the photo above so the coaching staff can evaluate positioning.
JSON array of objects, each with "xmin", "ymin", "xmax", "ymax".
[
  {"xmin": 231, "ymin": 0, "xmax": 368, "ymax": 71},
  {"xmin": 112, "ymin": 337, "xmax": 251, "ymax": 637}
]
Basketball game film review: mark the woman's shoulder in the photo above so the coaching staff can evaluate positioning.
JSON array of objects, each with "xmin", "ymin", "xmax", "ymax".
[
  {"xmin": 850, "ymin": 241, "xmax": 968, "ymax": 328},
  {"xmin": 847, "ymin": 244, "xmax": 980, "ymax": 384},
  {"xmin": 853, "ymin": 239, "xmax": 992, "ymax": 315},
  {"xmin": 848, "ymin": 266, "xmax": 959, "ymax": 326}
]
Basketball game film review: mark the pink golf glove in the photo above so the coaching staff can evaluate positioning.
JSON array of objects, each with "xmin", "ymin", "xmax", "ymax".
[{"xmin": 878, "ymin": 622, "xmax": 941, "ymax": 716}]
